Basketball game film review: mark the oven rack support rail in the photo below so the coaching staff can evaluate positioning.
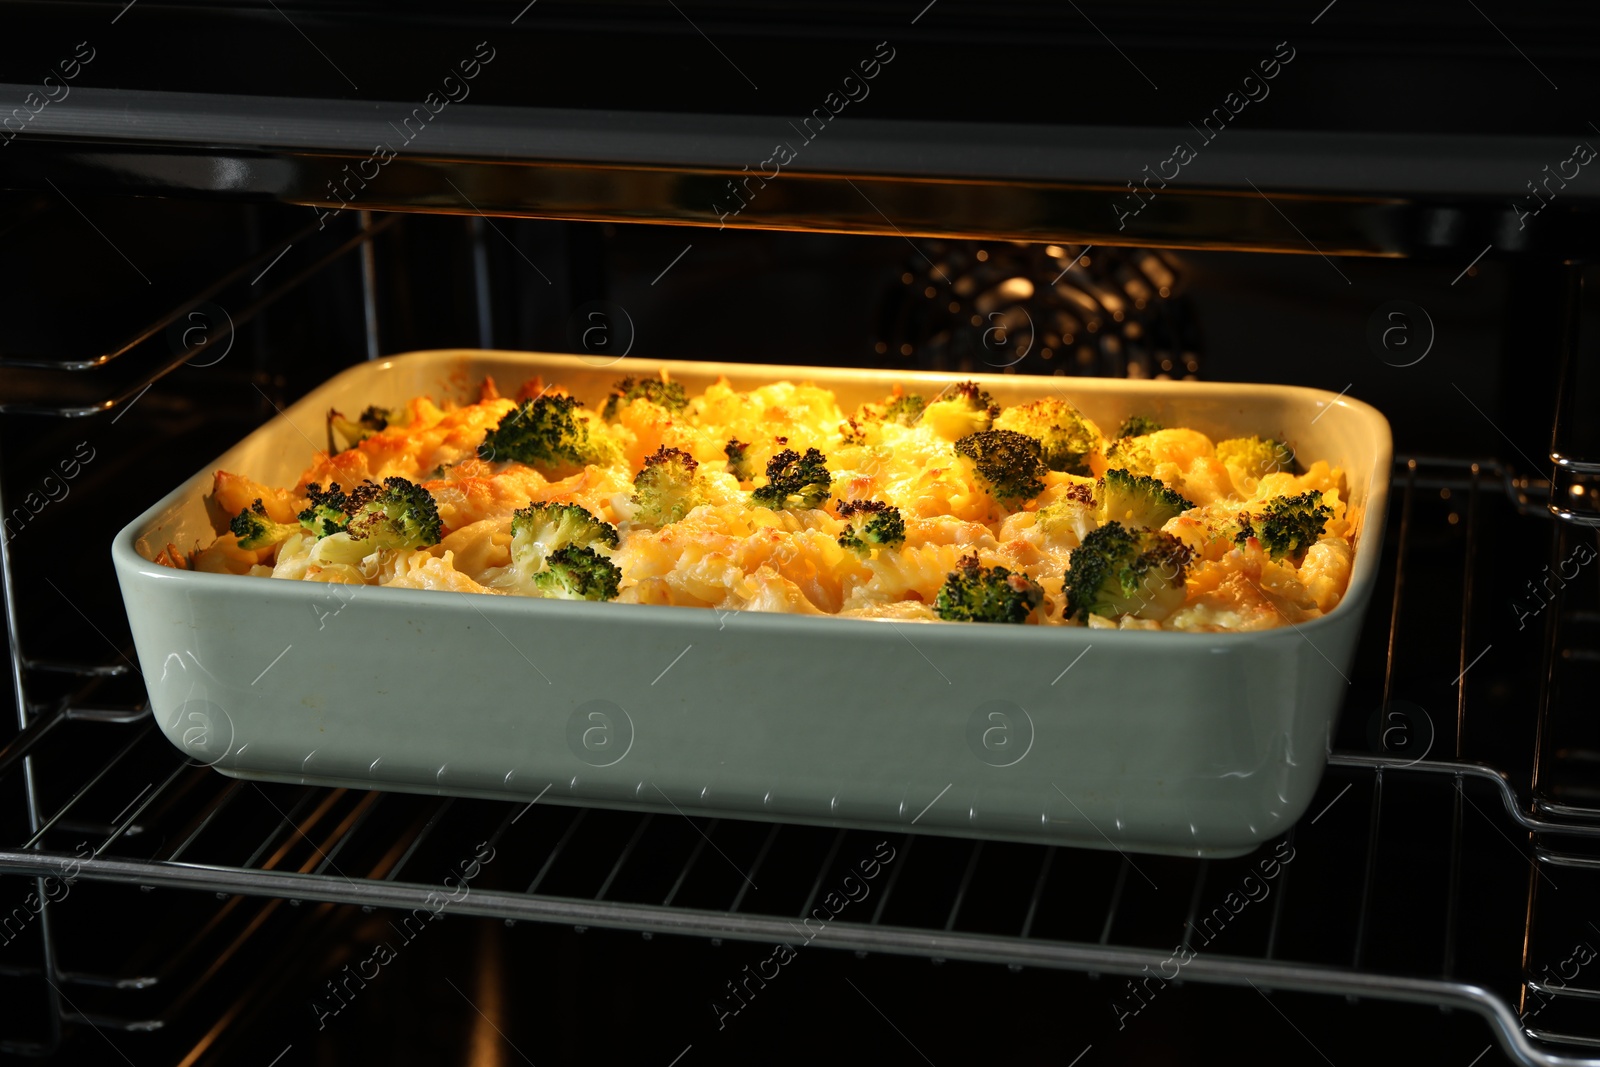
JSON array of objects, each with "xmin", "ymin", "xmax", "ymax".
[{"xmin": 0, "ymin": 209, "xmax": 394, "ymax": 417}]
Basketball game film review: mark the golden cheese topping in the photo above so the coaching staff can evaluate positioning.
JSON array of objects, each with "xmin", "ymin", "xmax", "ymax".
[{"xmin": 188, "ymin": 373, "xmax": 1356, "ymax": 631}]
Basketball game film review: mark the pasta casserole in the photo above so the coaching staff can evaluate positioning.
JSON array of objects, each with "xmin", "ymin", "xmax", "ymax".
[{"xmin": 172, "ymin": 372, "xmax": 1356, "ymax": 631}]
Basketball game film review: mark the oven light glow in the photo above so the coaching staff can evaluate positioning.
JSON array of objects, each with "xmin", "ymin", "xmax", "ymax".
[
  {"xmin": 997, "ymin": 277, "xmax": 1034, "ymax": 302},
  {"xmin": 1572, "ymin": 484, "xmax": 1586, "ymax": 497}
]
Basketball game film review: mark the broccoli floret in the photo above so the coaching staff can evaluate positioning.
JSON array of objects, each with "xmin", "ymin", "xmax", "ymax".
[
  {"xmin": 1245, "ymin": 492, "xmax": 1331, "ymax": 563},
  {"xmin": 883, "ymin": 392, "xmax": 926, "ymax": 426},
  {"xmin": 1117, "ymin": 415, "xmax": 1162, "ymax": 438},
  {"xmin": 1102, "ymin": 435, "xmax": 1157, "ymax": 478},
  {"xmin": 1216, "ymin": 436, "xmax": 1300, "ymax": 479},
  {"xmin": 229, "ymin": 498, "xmax": 299, "ymax": 550},
  {"xmin": 1103, "ymin": 419, "xmax": 1169, "ymax": 478},
  {"xmin": 510, "ymin": 501, "xmax": 619, "ymax": 570},
  {"xmin": 298, "ymin": 482, "xmax": 351, "ymax": 538},
  {"xmin": 750, "ymin": 448, "xmax": 833, "ymax": 511},
  {"xmin": 1099, "ymin": 468, "xmax": 1193, "ymax": 529},
  {"xmin": 632, "ymin": 447, "xmax": 707, "ymax": 527},
  {"xmin": 530, "ymin": 545, "xmax": 622, "ymax": 601},
  {"xmin": 601, "ymin": 375, "xmax": 688, "ymax": 420},
  {"xmin": 921, "ymin": 381, "xmax": 998, "ymax": 440},
  {"xmin": 993, "ymin": 398, "xmax": 1103, "ymax": 475},
  {"xmin": 328, "ymin": 405, "xmax": 404, "ymax": 449},
  {"xmin": 855, "ymin": 391, "xmax": 926, "ymax": 429},
  {"xmin": 308, "ymin": 477, "xmax": 442, "ymax": 565},
  {"xmin": 477, "ymin": 394, "xmax": 617, "ymax": 472},
  {"xmin": 934, "ymin": 554, "xmax": 1044, "ymax": 624},
  {"xmin": 724, "ymin": 439, "xmax": 753, "ymax": 481},
  {"xmin": 345, "ymin": 477, "xmax": 443, "ymax": 549},
  {"xmin": 1066, "ymin": 521, "xmax": 1192, "ymax": 622},
  {"xmin": 953, "ymin": 381, "xmax": 997, "ymax": 408},
  {"xmin": 954, "ymin": 429, "xmax": 1047, "ymax": 505},
  {"xmin": 836, "ymin": 500, "xmax": 907, "ymax": 556},
  {"xmin": 496, "ymin": 502, "xmax": 620, "ymax": 593}
]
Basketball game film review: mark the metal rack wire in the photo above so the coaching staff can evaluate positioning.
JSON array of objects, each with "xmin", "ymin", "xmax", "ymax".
[{"xmin": 2, "ymin": 440, "xmax": 1598, "ymax": 1065}]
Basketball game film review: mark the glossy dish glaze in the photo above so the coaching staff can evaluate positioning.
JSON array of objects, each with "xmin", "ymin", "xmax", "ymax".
[{"xmin": 113, "ymin": 351, "xmax": 1391, "ymax": 857}]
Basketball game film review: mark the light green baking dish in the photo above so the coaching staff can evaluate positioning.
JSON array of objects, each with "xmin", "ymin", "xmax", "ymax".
[{"xmin": 112, "ymin": 351, "xmax": 1391, "ymax": 858}]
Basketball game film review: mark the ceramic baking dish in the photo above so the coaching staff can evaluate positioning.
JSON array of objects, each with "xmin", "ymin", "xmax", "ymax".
[{"xmin": 112, "ymin": 351, "xmax": 1391, "ymax": 858}]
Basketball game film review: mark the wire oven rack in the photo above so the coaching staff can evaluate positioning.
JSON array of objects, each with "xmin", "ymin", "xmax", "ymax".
[{"xmin": 3, "ymin": 216, "xmax": 1600, "ymax": 1066}]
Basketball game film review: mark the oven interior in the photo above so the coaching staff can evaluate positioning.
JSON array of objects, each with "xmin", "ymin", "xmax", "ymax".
[
  {"xmin": 5, "ymin": 3, "xmax": 1600, "ymax": 1064},
  {"xmin": 0, "ymin": 199, "xmax": 1595, "ymax": 1067}
]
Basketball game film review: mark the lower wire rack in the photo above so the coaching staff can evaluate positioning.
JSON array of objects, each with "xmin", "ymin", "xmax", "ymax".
[{"xmin": 3, "ymin": 455, "xmax": 1600, "ymax": 1066}]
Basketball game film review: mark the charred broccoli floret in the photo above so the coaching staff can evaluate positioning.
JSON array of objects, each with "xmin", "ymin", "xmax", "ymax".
[
  {"xmin": 836, "ymin": 500, "xmax": 907, "ymax": 556},
  {"xmin": 632, "ymin": 447, "xmax": 707, "ymax": 527},
  {"xmin": 297, "ymin": 482, "xmax": 351, "ymax": 537},
  {"xmin": 1116, "ymin": 415, "xmax": 1162, "ymax": 438},
  {"xmin": 934, "ymin": 554, "xmax": 1044, "ymax": 624},
  {"xmin": 954, "ymin": 429, "xmax": 1047, "ymax": 505},
  {"xmin": 345, "ymin": 477, "xmax": 443, "ymax": 549},
  {"xmin": 309, "ymin": 477, "xmax": 442, "ymax": 564},
  {"xmin": 1245, "ymin": 491, "xmax": 1331, "ymax": 563},
  {"xmin": 993, "ymin": 398, "xmax": 1102, "ymax": 475},
  {"xmin": 1099, "ymin": 468, "xmax": 1193, "ymax": 529},
  {"xmin": 477, "ymin": 394, "xmax": 617, "ymax": 472},
  {"xmin": 1216, "ymin": 436, "xmax": 1300, "ymax": 479},
  {"xmin": 921, "ymin": 381, "xmax": 999, "ymax": 440},
  {"xmin": 724, "ymin": 439, "xmax": 753, "ymax": 481},
  {"xmin": 750, "ymin": 448, "xmax": 833, "ymax": 511},
  {"xmin": 229, "ymin": 499, "xmax": 299, "ymax": 550},
  {"xmin": 601, "ymin": 375, "xmax": 688, "ymax": 420},
  {"xmin": 1066, "ymin": 521, "xmax": 1192, "ymax": 622},
  {"xmin": 530, "ymin": 545, "xmax": 622, "ymax": 601}
]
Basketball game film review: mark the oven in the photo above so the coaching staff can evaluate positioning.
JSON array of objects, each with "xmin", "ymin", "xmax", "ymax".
[{"xmin": 3, "ymin": 2, "xmax": 1599, "ymax": 1064}]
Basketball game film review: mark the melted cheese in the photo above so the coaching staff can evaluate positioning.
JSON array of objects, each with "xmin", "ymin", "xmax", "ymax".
[{"xmin": 199, "ymin": 374, "xmax": 1356, "ymax": 632}]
